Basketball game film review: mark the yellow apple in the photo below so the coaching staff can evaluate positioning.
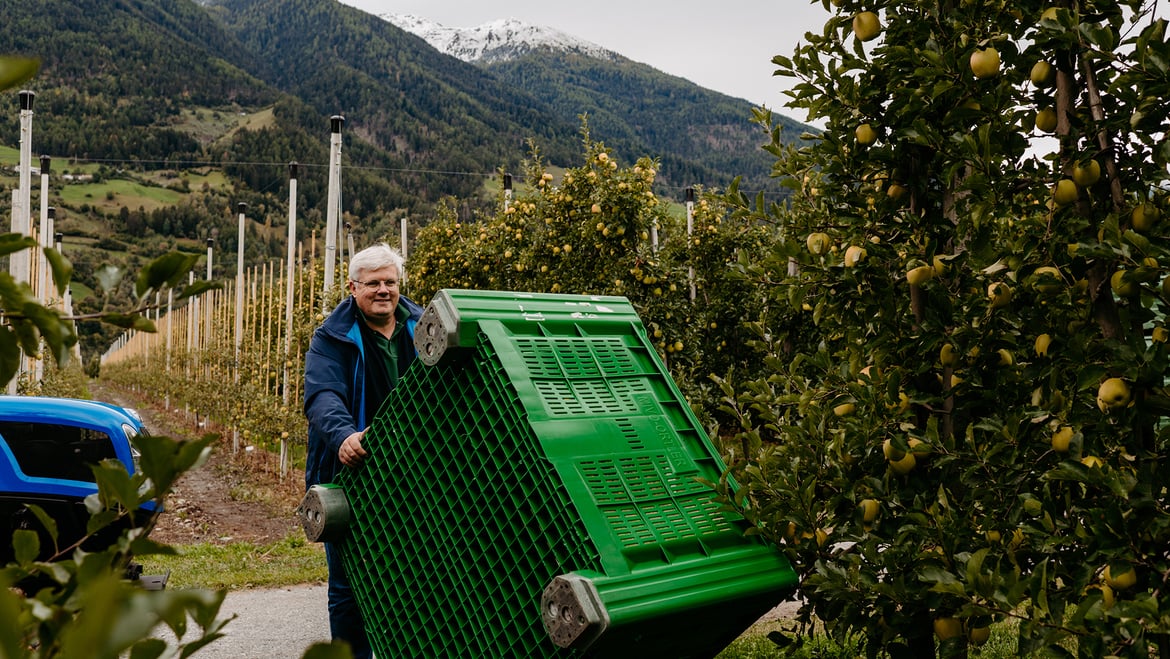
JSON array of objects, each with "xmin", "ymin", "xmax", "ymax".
[
  {"xmin": 855, "ymin": 122, "xmax": 879, "ymax": 145},
  {"xmin": 844, "ymin": 245, "xmax": 867, "ymax": 267},
  {"xmin": 1153, "ymin": 326, "xmax": 1169, "ymax": 343},
  {"xmin": 907, "ymin": 265, "xmax": 934, "ymax": 286},
  {"xmin": 968, "ymin": 626, "xmax": 991, "ymax": 646},
  {"xmin": 1030, "ymin": 60, "xmax": 1056, "ymax": 86},
  {"xmin": 932, "ymin": 254, "xmax": 949, "ymax": 275},
  {"xmin": 1103, "ymin": 564, "xmax": 1137, "ymax": 590},
  {"xmin": 1051, "ymin": 425, "xmax": 1074, "ymax": 452},
  {"xmin": 939, "ymin": 343, "xmax": 958, "ymax": 367},
  {"xmin": 987, "ymin": 282, "xmax": 1013, "ymax": 309},
  {"xmin": 1052, "ymin": 179, "xmax": 1079, "ymax": 206},
  {"xmin": 860, "ymin": 498, "xmax": 880, "ymax": 523},
  {"xmin": 882, "ymin": 438, "xmax": 906, "ymax": 461},
  {"xmin": 806, "ymin": 232, "xmax": 831, "ymax": 255},
  {"xmin": 1036, "ymin": 107, "xmax": 1058, "ymax": 133},
  {"xmin": 1035, "ymin": 333, "xmax": 1052, "ymax": 357},
  {"xmin": 1111, "ymin": 269, "xmax": 1139, "ymax": 297},
  {"xmin": 970, "ymin": 47, "xmax": 1001, "ymax": 79},
  {"xmin": 833, "ymin": 402, "xmax": 856, "ymax": 417},
  {"xmin": 853, "ymin": 11, "xmax": 882, "ymax": 42},
  {"xmin": 997, "ymin": 348, "xmax": 1014, "ymax": 366},
  {"xmin": 908, "ymin": 438, "xmax": 930, "ymax": 461},
  {"xmin": 1132, "ymin": 202, "xmax": 1160, "ymax": 232},
  {"xmin": 1082, "ymin": 455, "xmax": 1104, "ymax": 468},
  {"xmin": 889, "ymin": 452, "xmax": 917, "ymax": 474},
  {"xmin": 1032, "ymin": 266, "xmax": 1063, "ymax": 295},
  {"xmin": 1096, "ymin": 377, "xmax": 1132, "ymax": 412},
  {"xmin": 933, "ymin": 617, "xmax": 963, "ymax": 641},
  {"xmin": 1072, "ymin": 159, "xmax": 1101, "ymax": 187}
]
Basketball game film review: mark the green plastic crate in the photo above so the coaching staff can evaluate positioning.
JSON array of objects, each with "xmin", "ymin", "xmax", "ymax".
[{"xmin": 316, "ymin": 289, "xmax": 797, "ymax": 657}]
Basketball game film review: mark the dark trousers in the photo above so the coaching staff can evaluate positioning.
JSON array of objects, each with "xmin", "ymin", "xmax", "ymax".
[{"xmin": 325, "ymin": 542, "xmax": 372, "ymax": 659}]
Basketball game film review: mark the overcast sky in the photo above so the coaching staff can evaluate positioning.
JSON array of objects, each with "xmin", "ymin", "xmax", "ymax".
[{"xmin": 336, "ymin": 0, "xmax": 829, "ymax": 122}]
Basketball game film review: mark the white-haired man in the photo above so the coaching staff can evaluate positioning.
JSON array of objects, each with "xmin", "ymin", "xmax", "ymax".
[{"xmin": 303, "ymin": 243, "xmax": 423, "ymax": 658}]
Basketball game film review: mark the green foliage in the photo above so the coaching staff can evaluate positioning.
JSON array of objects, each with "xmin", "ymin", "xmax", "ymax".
[
  {"xmin": 0, "ymin": 432, "xmax": 228, "ymax": 658},
  {"xmin": 409, "ymin": 135, "xmax": 779, "ymax": 420},
  {"xmin": 0, "ymin": 56, "xmax": 38, "ymax": 90},
  {"xmin": 718, "ymin": 1, "xmax": 1170, "ymax": 657},
  {"xmin": 30, "ymin": 361, "xmax": 90, "ymax": 398}
]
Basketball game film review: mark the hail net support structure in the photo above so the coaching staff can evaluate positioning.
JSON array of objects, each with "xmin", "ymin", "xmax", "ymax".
[{"xmin": 298, "ymin": 289, "xmax": 797, "ymax": 658}]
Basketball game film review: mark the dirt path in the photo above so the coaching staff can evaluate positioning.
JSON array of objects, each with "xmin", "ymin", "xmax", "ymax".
[{"xmin": 88, "ymin": 382, "xmax": 303, "ymax": 546}]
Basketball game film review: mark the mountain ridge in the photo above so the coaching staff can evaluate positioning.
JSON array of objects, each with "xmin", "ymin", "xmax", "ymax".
[
  {"xmin": 383, "ymin": 14, "xmax": 621, "ymax": 65},
  {"xmin": 378, "ymin": 10, "xmax": 801, "ymax": 198}
]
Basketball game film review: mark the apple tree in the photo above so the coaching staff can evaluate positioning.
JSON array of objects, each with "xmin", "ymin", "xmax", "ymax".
[
  {"xmin": 716, "ymin": 0, "xmax": 1170, "ymax": 656},
  {"xmin": 409, "ymin": 137, "xmax": 779, "ymax": 409}
]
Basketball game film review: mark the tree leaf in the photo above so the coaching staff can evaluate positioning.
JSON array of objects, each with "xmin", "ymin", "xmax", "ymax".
[
  {"xmin": 99, "ymin": 313, "xmax": 157, "ymax": 332},
  {"xmin": 24, "ymin": 503, "xmax": 59, "ymax": 550},
  {"xmin": 0, "ymin": 56, "xmax": 39, "ymax": 91},
  {"xmin": 95, "ymin": 264, "xmax": 124, "ymax": 294},
  {"xmin": 0, "ymin": 326, "xmax": 19, "ymax": 387},
  {"xmin": 12, "ymin": 529, "xmax": 39, "ymax": 565},
  {"xmin": 175, "ymin": 280, "xmax": 222, "ymax": 301},
  {"xmin": 135, "ymin": 252, "xmax": 200, "ymax": 299},
  {"xmin": 21, "ymin": 301, "xmax": 75, "ymax": 364},
  {"xmin": 0, "ymin": 233, "xmax": 37, "ymax": 258},
  {"xmin": 43, "ymin": 247, "xmax": 73, "ymax": 297}
]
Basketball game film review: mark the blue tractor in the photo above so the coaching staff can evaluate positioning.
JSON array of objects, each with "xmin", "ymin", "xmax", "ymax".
[{"xmin": 0, "ymin": 396, "xmax": 166, "ymax": 588}]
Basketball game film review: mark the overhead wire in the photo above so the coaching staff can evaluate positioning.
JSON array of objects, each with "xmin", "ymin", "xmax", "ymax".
[{"xmin": 37, "ymin": 156, "xmax": 790, "ymax": 200}]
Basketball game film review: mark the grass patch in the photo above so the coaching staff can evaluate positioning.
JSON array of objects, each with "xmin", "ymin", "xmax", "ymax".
[
  {"xmin": 171, "ymin": 105, "xmax": 277, "ymax": 148},
  {"xmin": 59, "ymin": 177, "xmax": 185, "ymax": 213},
  {"xmin": 182, "ymin": 169, "xmax": 231, "ymax": 192},
  {"xmin": 139, "ymin": 534, "xmax": 326, "ymax": 590}
]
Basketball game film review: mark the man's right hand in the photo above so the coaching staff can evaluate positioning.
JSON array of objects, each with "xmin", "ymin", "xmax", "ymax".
[{"xmin": 339, "ymin": 429, "xmax": 369, "ymax": 467}]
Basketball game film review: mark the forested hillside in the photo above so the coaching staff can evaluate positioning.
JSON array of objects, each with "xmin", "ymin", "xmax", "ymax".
[
  {"xmin": 484, "ymin": 50, "xmax": 801, "ymax": 195},
  {"xmin": 0, "ymin": 0, "xmax": 811, "ymax": 360}
]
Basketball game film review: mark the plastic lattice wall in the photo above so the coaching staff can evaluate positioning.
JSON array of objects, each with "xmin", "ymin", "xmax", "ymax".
[{"xmin": 330, "ymin": 290, "xmax": 797, "ymax": 658}]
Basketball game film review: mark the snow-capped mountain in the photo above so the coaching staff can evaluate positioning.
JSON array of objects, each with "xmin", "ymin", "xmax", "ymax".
[{"xmin": 382, "ymin": 14, "xmax": 620, "ymax": 64}]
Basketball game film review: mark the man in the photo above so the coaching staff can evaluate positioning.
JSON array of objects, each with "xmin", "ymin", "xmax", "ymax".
[{"xmin": 303, "ymin": 243, "xmax": 423, "ymax": 658}]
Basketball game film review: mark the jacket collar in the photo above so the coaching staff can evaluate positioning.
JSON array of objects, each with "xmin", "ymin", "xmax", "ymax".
[{"xmin": 320, "ymin": 294, "xmax": 425, "ymax": 342}]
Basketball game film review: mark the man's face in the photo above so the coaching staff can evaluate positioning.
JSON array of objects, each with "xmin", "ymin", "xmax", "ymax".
[{"xmin": 348, "ymin": 265, "xmax": 401, "ymax": 323}]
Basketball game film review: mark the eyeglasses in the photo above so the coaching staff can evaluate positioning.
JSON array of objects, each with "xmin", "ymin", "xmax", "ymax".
[{"xmin": 352, "ymin": 279, "xmax": 399, "ymax": 290}]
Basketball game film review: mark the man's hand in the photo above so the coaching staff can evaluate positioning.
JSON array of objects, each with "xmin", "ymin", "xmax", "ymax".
[{"xmin": 339, "ymin": 429, "xmax": 369, "ymax": 467}]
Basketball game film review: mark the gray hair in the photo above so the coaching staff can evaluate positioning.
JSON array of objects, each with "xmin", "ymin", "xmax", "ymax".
[{"xmin": 349, "ymin": 243, "xmax": 405, "ymax": 281}]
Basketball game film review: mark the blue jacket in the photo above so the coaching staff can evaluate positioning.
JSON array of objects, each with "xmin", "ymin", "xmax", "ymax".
[{"xmin": 303, "ymin": 294, "xmax": 423, "ymax": 489}]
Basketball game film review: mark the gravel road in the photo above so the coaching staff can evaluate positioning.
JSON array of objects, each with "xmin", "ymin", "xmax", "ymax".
[
  {"xmin": 155, "ymin": 585, "xmax": 798, "ymax": 658},
  {"xmin": 155, "ymin": 583, "xmax": 330, "ymax": 657}
]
